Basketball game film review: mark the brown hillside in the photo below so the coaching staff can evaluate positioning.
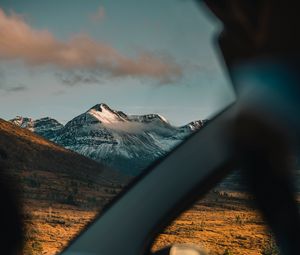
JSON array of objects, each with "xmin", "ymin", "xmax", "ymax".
[
  {"xmin": 0, "ymin": 118, "xmax": 128, "ymax": 185},
  {"xmin": 0, "ymin": 118, "xmax": 129, "ymax": 254}
]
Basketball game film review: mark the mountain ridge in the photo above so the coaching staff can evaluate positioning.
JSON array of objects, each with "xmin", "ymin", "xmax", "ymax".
[{"xmin": 10, "ymin": 103, "xmax": 206, "ymax": 175}]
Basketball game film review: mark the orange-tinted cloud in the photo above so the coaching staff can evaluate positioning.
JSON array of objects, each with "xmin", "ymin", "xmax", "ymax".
[{"xmin": 0, "ymin": 9, "xmax": 182, "ymax": 83}]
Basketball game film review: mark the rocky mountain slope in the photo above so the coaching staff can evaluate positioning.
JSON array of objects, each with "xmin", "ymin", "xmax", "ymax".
[{"xmin": 11, "ymin": 103, "xmax": 205, "ymax": 175}]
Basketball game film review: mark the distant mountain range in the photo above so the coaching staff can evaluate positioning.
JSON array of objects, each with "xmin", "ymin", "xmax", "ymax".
[{"xmin": 10, "ymin": 103, "xmax": 206, "ymax": 175}]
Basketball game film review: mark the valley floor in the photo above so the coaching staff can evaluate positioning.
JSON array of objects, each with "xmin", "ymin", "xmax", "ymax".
[
  {"xmin": 23, "ymin": 200, "xmax": 98, "ymax": 255},
  {"xmin": 152, "ymin": 191, "xmax": 275, "ymax": 255},
  {"xmin": 23, "ymin": 191, "xmax": 279, "ymax": 255}
]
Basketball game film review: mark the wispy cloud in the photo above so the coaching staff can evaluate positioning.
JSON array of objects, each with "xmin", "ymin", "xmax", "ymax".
[
  {"xmin": 0, "ymin": 9, "xmax": 182, "ymax": 84},
  {"xmin": 0, "ymin": 83, "xmax": 27, "ymax": 92},
  {"xmin": 90, "ymin": 6, "xmax": 105, "ymax": 22},
  {"xmin": 5, "ymin": 84, "xmax": 27, "ymax": 92},
  {"xmin": 55, "ymin": 70, "xmax": 104, "ymax": 86}
]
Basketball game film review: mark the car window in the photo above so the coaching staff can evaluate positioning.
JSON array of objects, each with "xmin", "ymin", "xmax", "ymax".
[
  {"xmin": 0, "ymin": 1, "xmax": 236, "ymax": 254},
  {"xmin": 151, "ymin": 170, "xmax": 279, "ymax": 255}
]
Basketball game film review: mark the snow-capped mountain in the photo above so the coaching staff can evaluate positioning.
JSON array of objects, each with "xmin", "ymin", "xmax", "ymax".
[
  {"xmin": 10, "ymin": 103, "xmax": 205, "ymax": 175},
  {"xmin": 10, "ymin": 116, "xmax": 64, "ymax": 140},
  {"xmin": 10, "ymin": 116, "xmax": 35, "ymax": 131}
]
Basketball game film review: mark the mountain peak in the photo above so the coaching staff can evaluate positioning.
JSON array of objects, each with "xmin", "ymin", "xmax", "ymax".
[
  {"xmin": 128, "ymin": 113, "xmax": 169, "ymax": 125},
  {"xmin": 10, "ymin": 116, "xmax": 63, "ymax": 139},
  {"xmin": 10, "ymin": 116, "xmax": 34, "ymax": 130},
  {"xmin": 90, "ymin": 103, "xmax": 111, "ymax": 112},
  {"xmin": 87, "ymin": 103, "xmax": 127, "ymax": 124},
  {"xmin": 88, "ymin": 104, "xmax": 171, "ymax": 125}
]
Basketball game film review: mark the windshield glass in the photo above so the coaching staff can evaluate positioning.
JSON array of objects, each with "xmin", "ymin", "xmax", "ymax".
[{"xmin": 0, "ymin": 1, "xmax": 235, "ymax": 254}]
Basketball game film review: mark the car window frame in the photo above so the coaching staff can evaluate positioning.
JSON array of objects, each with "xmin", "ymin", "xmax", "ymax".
[{"xmin": 59, "ymin": 102, "xmax": 237, "ymax": 255}]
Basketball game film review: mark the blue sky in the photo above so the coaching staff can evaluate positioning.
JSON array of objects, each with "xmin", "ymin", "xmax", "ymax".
[{"xmin": 0, "ymin": 0, "xmax": 235, "ymax": 125}]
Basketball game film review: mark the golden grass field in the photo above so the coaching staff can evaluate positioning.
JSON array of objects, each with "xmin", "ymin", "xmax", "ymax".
[
  {"xmin": 152, "ymin": 191, "xmax": 277, "ymax": 255},
  {"xmin": 23, "ymin": 200, "xmax": 98, "ymax": 255},
  {"xmin": 22, "ymin": 190, "xmax": 278, "ymax": 255}
]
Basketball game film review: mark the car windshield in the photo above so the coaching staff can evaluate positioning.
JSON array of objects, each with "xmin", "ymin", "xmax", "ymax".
[{"xmin": 0, "ymin": 1, "xmax": 235, "ymax": 254}]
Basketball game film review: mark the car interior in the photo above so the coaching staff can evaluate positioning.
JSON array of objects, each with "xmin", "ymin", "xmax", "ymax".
[{"xmin": 0, "ymin": 1, "xmax": 300, "ymax": 255}]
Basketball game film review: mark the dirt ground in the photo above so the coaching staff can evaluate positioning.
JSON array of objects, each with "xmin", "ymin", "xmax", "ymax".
[{"xmin": 23, "ymin": 190, "xmax": 279, "ymax": 255}]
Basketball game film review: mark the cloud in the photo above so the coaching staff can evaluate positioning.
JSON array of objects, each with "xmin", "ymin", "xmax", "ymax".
[
  {"xmin": 55, "ymin": 70, "xmax": 103, "ymax": 86},
  {"xmin": 0, "ymin": 9, "xmax": 182, "ymax": 84},
  {"xmin": 0, "ymin": 82, "xmax": 27, "ymax": 92},
  {"xmin": 90, "ymin": 6, "xmax": 105, "ymax": 22},
  {"xmin": 5, "ymin": 84, "xmax": 27, "ymax": 92},
  {"xmin": 103, "ymin": 120, "xmax": 176, "ymax": 135}
]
